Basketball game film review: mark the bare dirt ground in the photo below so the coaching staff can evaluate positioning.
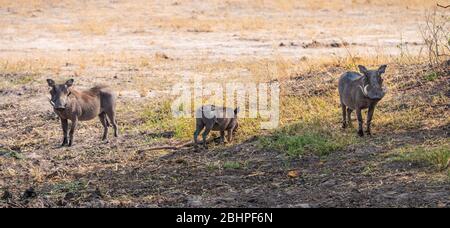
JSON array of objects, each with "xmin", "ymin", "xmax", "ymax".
[{"xmin": 0, "ymin": 0, "xmax": 449, "ymax": 207}]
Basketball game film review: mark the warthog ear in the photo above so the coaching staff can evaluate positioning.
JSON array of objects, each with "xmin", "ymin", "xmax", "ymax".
[
  {"xmin": 65, "ymin": 79, "xmax": 74, "ymax": 87},
  {"xmin": 378, "ymin": 65, "xmax": 387, "ymax": 74},
  {"xmin": 47, "ymin": 79, "xmax": 55, "ymax": 87},
  {"xmin": 358, "ymin": 65, "xmax": 368, "ymax": 75}
]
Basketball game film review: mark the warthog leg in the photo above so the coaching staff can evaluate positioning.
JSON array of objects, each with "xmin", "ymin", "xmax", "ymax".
[
  {"xmin": 194, "ymin": 121, "xmax": 205, "ymax": 146},
  {"xmin": 347, "ymin": 108, "xmax": 353, "ymax": 127},
  {"xmin": 99, "ymin": 112, "xmax": 109, "ymax": 141},
  {"xmin": 220, "ymin": 131, "xmax": 226, "ymax": 144},
  {"xmin": 356, "ymin": 108, "xmax": 364, "ymax": 137},
  {"xmin": 341, "ymin": 105, "xmax": 347, "ymax": 129},
  {"xmin": 106, "ymin": 111, "xmax": 118, "ymax": 138},
  {"xmin": 227, "ymin": 129, "xmax": 233, "ymax": 143},
  {"xmin": 61, "ymin": 118, "xmax": 69, "ymax": 146},
  {"xmin": 68, "ymin": 117, "xmax": 78, "ymax": 147},
  {"xmin": 366, "ymin": 105, "xmax": 376, "ymax": 136},
  {"xmin": 202, "ymin": 122, "xmax": 214, "ymax": 149}
]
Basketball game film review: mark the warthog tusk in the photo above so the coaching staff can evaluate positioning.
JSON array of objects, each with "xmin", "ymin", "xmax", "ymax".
[
  {"xmin": 49, "ymin": 99, "xmax": 55, "ymax": 107},
  {"xmin": 359, "ymin": 85, "xmax": 369, "ymax": 97}
]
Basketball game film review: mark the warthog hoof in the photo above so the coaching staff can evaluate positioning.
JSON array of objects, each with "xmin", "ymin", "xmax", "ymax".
[
  {"xmin": 358, "ymin": 130, "xmax": 364, "ymax": 137},
  {"xmin": 61, "ymin": 138, "xmax": 69, "ymax": 147}
]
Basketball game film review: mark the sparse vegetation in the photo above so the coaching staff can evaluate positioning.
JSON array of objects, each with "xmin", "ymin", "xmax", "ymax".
[
  {"xmin": 50, "ymin": 181, "xmax": 87, "ymax": 195},
  {"xmin": 223, "ymin": 161, "xmax": 242, "ymax": 170},
  {"xmin": 424, "ymin": 72, "xmax": 440, "ymax": 81},
  {"xmin": 0, "ymin": 0, "xmax": 449, "ymax": 208},
  {"xmin": 141, "ymin": 100, "xmax": 194, "ymax": 139},
  {"xmin": 0, "ymin": 149, "xmax": 23, "ymax": 160},
  {"xmin": 388, "ymin": 141, "xmax": 450, "ymax": 173},
  {"xmin": 419, "ymin": 7, "xmax": 450, "ymax": 67},
  {"xmin": 259, "ymin": 122, "xmax": 354, "ymax": 157}
]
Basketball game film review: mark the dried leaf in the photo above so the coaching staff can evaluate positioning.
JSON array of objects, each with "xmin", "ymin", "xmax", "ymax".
[{"xmin": 287, "ymin": 170, "xmax": 300, "ymax": 178}]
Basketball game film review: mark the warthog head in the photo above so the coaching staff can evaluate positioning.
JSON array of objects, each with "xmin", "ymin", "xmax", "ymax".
[
  {"xmin": 47, "ymin": 79, "xmax": 74, "ymax": 111},
  {"xmin": 358, "ymin": 65, "xmax": 387, "ymax": 101}
]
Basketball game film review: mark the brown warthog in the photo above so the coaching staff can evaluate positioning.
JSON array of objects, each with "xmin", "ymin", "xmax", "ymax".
[
  {"xmin": 47, "ymin": 79, "xmax": 118, "ymax": 146},
  {"xmin": 338, "ymin": 65, "xmax": 387, "ymax": 137},
  {"xmin": 194, "ymin": 105, "xmax": 240, "ymax": 148}
]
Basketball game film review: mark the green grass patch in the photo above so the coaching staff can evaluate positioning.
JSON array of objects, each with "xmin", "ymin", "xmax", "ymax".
[
  {"xmin": 141, "ymin": 100, "xmax": 194, "ymax": 139},
  {"xmin": 259, "ymin": 95, "xmax": 355, "ymax": 158},
  {"xmin": 223, "ymin": 161, "xmax": 242, "ymax": 170},
  {"xmin": 389, "ymin": 142, "xmax": 450, "ymax": 172},
  {"xmin": 50, "ymin": 181, "xmax": 87, "ymax": 195},
  {"xmin": 0, "ymin": 149, "xmax": 23, "ymax": 160},
  {"xmin": 259, "ymin": 121, "xmax": 355, "ymax": 158},
  {"xmin": 424, "ymin": 72, "xmax": 439, "ymax": 82}
]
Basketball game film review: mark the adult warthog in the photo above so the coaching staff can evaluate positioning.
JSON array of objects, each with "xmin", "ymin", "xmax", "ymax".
[
  {"xmin": 47, "ymin": 79, "xmax": 118, "ymax": 147},
  {"xmin": 338, "ymin": 65, "xmax": 387, "ymax": 137}
]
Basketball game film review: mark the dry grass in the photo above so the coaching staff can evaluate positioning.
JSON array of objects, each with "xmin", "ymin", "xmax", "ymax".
[
  {"xmin": 0, "ymin": 0, "xmax": 437, "ymax": 9},
  {"xmin": 387, "ymin": 139, "xmax": 450, "ymax": 175},
  {"xmin": 155, "ymin": 16, "xmax": 269, "ymax": 33},
  {"xmin": 0, "ymin": 0, "xmax": 449, "ymax": 207},
  {"xmin": 212, "ymin": 0, "xmax": 437, "ymax": 11},
  {"xmin": 1, "ymin": 52, "xmax": 448, "ymax": 206},
  {"xmin": 0, "ymin": 0, "xmax": 439, "ymax": 38},
  {"xmin": 196, "ymin": 55, "xmax": 299, "ymax": 83}
]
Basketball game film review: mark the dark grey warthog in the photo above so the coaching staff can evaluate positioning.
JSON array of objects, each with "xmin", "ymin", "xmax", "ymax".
[
  {"xmin": 338, "ymin": 65, "xmax": 387, "ymax": 137},
  {"xmin": 194, "ymin": 105, "xmax": 240, "ymax": 148},
  {"xmin": 47, "ymin": 79, "xmax": 118, "ymax": 147}
]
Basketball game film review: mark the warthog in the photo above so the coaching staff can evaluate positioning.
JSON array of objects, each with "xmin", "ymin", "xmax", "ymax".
[
  {"xmin": 338, "ymin": 65, "xmax": 387, "ymax": 137},
  {"xmin": 194, "ymin": 105, "xmax": 240, "ymax": 148},
  {"xmin": 47, "ymin": 79, "xmax": 118, "ymax": 146}
]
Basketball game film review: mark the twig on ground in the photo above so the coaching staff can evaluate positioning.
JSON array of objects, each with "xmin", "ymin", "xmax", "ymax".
[{"xmin": 141, "ymin": 137, "xmax": 220, "ymax": 152}]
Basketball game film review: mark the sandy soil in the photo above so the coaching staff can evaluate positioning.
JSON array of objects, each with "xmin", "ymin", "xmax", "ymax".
[
  {"xmin": 0, "ymin": 0, "xmax": 449, "ymax": 208},
  {"xmin": 0, "ymin": 1, "xmax": 427, "ymax": 59}
]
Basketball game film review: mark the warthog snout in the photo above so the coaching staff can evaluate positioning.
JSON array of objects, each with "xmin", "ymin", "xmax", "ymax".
[
  {"xmin": 49, "ymin": 99, "xmax": 66, "ymax": 111},
  {"xmin": 360, "ymin": 84, "xmax": 387, "ymax": 101},
  {"xmin": 48, "ymin": 79, "xmax": 72, "ymax": 111},
  {"xmin": 338, "ymin": 64, "xmax": 388, "ymax": 137}
]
